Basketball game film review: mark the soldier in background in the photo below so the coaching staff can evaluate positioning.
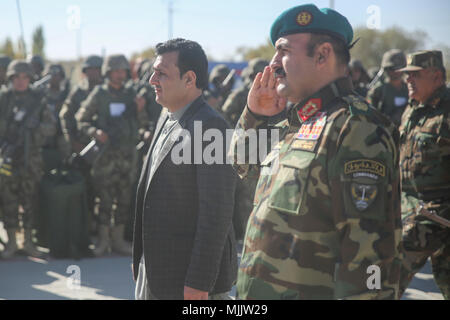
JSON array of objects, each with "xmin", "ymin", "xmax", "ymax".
[
  {"xmin": 40, "ymin": 64, "xmax": 71, "ymax": 172},
  {"xmin": 204, "ymin": 64, "xmax": 234, "ymax": 113},
  {"xmin": 60, "ymin": 55, "xmax": 103, "ymax": 157},
  {"xmin": 0, "ymin": 55, "xmax": 12, "ymax": 89},
  {"xmin": 397, "ymin": 50, "xmax": 450, "ymax": 299},
  {"xmin": 349, "ymin": 59, "xmax": 370, "ymax": 97},
  {"xmin": 221, "ymin": 58, "xmax": 269, "ymax": 241},
  {"xmin": 132, "ymin": 58, "xmax": 162, "ymax": 151},
  {"xmin": 0, "ymin": 60, "xmax": 56, "ymax": 259},
  {"xmin": 222, "ymin": 58, "xmax": 269, "ymax": 127},
  {"xmin": 75, "ymin": 54, "xmax": 145, "ymax": 256},
  {"xmin": 28, "ymin": 55, "xmax": 45, "ymax": 83},
  {"xmin": 367, "ymin": 49, "xmax": 409, "ymax": 127}
]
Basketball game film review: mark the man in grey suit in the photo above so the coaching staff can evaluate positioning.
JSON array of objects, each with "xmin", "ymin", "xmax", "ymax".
[{"xmin": 132, "ymin": 38, "xmax": 238, "ymax": 300}]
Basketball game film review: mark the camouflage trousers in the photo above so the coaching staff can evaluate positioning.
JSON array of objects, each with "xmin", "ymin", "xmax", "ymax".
[
  {"xmin": 0, "ymin": 157, "xmax": 43, "ymax": 229},
  {"xmin": 399, "ymin": 194, "xmax": 450, "ymax": 299},
  {"xmin": 91, "ymin": 147, "xmax": 138, "ymax": 226}
]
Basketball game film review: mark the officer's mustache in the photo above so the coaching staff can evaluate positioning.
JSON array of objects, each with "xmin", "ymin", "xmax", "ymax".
[{"xmin": 274, "ymin": 67, "xmax": 286, "ymax": 78}]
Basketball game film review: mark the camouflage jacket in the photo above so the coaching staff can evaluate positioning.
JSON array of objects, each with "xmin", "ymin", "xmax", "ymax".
[
  {"xmin": 367, "ymin": 81, "xmax": 408, "ymax": 127},
  {"xmin": 221, "ymin": 82, "xmax": 251, "ymax": 127},
  {"xmin": 0, "ymin": 88, "xmax": 56, "ymax": 166},
  {"xmin": 399, "ymin": 85, "xmax": 450, "ymax": 216},
  {"xmin": 59, "ymin": 81, "xmax": 97, "ymax": 147},
  {"xmin": 230, "ymin": 77, "xmax": 402, "ymax": 299},
  {"xmin": 75, "ymin": 82, "xmax": 142, "ymax": 151}
]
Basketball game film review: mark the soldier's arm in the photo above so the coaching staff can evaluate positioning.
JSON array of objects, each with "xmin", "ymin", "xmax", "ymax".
[
  {"xmin": 329, "ymin": 113, "xmax": 402, "ymax": 300},
  {"xmin": 75, "ymin": 87, "xmax": 100, "ymax": 139},
  {"xmin": 367, "ymin": 86, "xmax": 381, "ymax": 111},
  {"xmin": 33, "ymin": 98, "xmax": 57, "ymax": 147},
  {"xmin": 228, "ymin": 106, "xmax": 281, "ymax": 180},
  {"xmin": 59, "ymin": 88, "xmax": 82, "ymax": 146}
]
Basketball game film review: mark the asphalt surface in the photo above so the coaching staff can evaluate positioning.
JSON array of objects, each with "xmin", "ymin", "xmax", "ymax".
[{"xmin": 0, "ymin": 224, "xmax": 444, "ymax": 300}]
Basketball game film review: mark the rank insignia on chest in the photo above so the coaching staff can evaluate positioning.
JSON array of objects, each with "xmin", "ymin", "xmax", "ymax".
[
  {"xmin": 297, "ymin": 98, "xmax": 322, "ymax": 122},
  {"xmin": 296, "ymin": 112, "xmax": 327, "ymax": 141}
]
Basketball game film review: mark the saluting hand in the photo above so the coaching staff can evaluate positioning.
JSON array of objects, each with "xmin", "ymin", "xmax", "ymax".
[{"xmin": 247, "ymin": 66, "xmax": 287, "ymax": 116}]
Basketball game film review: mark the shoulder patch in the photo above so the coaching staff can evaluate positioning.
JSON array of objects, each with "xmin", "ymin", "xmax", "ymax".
[{"xmin": 342, "ymin": 95, "xmax": 372, "ymax": 116}]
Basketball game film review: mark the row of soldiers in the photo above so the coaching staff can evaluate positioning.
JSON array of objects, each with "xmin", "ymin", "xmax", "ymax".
[{"xmin": 0, "ymin": 53, "xmax": 162, "ymax": 259}]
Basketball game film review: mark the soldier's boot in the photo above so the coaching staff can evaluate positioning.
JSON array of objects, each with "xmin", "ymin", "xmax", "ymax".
[
  {"xmin": 93, "ymin": 225, "xmax": 110, "ymax": 257},
  {"xmin": 111, "ymin": 224, "xmax": 132, "ymax": 255},
  {"xmin": 23, "ymin": 228, "xmax": 43, "ymax": 258},
  {"xmin": 1, "ymin": 228, "xmax": 19, "ymax": 259}
]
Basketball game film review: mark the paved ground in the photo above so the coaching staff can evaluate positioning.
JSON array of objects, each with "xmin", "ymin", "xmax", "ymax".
[{"xmin": 0, "ymin": 224, "xmax": 444, "ymax": 300}]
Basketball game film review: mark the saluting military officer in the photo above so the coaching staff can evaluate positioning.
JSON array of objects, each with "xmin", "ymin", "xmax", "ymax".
[
  {"xmin": 0, "ymin": 60, "xmax": 56, "ymax": 259},
  {"xmin": 230, "ymin": 4, "xmax": 402, "ymax": 299},
  {"xmin": 397, "ymin": 50, "xmax": 450, "ymax": 300},
  {"xmin": 75, "ymin": 54, "xmax": 144, "ymax": 256}
]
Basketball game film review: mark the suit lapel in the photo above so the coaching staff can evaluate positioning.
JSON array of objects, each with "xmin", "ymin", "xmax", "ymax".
[{"xmin": 137, "ymin": 108, "xmax": 168, "ymax": 191}]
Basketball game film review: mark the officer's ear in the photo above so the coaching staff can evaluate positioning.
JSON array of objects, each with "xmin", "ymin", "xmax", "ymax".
[
  {"xmin": 183, "ymin": 70, "xmax": 197, "ymax": 88},
  {"xmin": 315, "ymin": 42, "xmax": 332, "ymax": 68}
]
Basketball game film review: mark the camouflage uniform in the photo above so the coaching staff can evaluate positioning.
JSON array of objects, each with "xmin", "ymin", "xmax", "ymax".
[
  {"xmin": 204, "ymin": 64, "xmax": 234, "ymax": 114},
  {"xmin": 60, "ymin": 55, "xmax": 104, "ymax": 157},
  {"xmin": 0, "ymin": 55, "xmax": 11, "ymax": 89},
  {"xmin": 397, "ymin": 51, "xmax": 450, "ymax": 299},
  {"xmin": 367, "ymin": 50, "xmax": 408, "ymax": 127},
  {"xmin": 75, "ymin": 55, "xmax": 143, "ymax": 236},
  {"xmin": 0, "ymin": 61, "xmax": 56, "ymax": 258},
  {"xmin": 222, "ymin": 58, "xmax": 269, "ymax": 240},
  {"xmin": 40, "ymin": 64, "xmax": 71, "ymax": 170},
  {"xmin": 231, "ymin": 77, "xmax": 402, "ymax": 299}
]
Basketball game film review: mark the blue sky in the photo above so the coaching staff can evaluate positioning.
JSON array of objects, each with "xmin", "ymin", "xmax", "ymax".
[{"xmin": 1, "ymin": 0, "xmax": 449, "ymax": 61}]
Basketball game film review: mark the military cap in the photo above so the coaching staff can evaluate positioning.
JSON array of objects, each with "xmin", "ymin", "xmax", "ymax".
[
  {"xmin": 349, "ymin": 59, "xmax": 364, "ymax": 70},
  {"xmin": 0, "ymin": 55, "xmax": 11, "ymax": 69},
  {"xmin": 28, "ymin": 55, "xmax": 45, "ymax": 68},
  {"xmin": 82, "ymin": 55, "xmax": 103, "ymax": 72},
  {"xmin": 381, "ymin": 49, "xmax": 406, "ymax": 70},
  {"xmin": 6, "ymin": 60, "xmax": 33, "ymax": 79},
  {"xmin": 241, "ymin": 58, "xmax": 269, "ymax": 80},
  {"xmin": 270, "ymin": 4, "xmax": 353, "ymax": 47},
  {"xmin": 102, "ymin": 54, "xmax": 130, "ymax": 77},
  {"xmin": 44, "ymin": 63, "xmax": 65, "ymax": 78},
  {"xmin": 209, "ymin": 64, "xmax": 230, "ymax": 83},
  {"xmin": 399, "ymin": 50, "xmax": 444, "ymax": 72}
]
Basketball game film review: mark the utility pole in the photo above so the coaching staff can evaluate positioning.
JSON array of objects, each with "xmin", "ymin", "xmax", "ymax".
[
  {"xmin": 16, "ymin": 0, "xmax": 27, "ymax": 57},
  {"xmin": 168, "ymin": 0, "xmax": 174, "ymax": 39},
  {"xmin": 329, "ymin": 0, "xmax": 335, "ymax": 9}
]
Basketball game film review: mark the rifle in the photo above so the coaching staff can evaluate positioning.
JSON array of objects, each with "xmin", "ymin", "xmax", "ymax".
[{"xmin": 417, "ymin": 201, "xmax": 450, "ymax": 228}]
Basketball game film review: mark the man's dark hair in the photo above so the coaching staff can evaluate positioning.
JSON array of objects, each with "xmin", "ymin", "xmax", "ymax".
[
  {"xmin": 155, "ymin": 38, "xmax": 208, "ymax": 90},
  {"xmin": 306, "ymin": 33, "xmax": 350, "ymax": 67}
]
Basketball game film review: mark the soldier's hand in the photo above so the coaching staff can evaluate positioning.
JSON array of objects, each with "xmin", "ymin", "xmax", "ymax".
[
  {"xmin": 184, "ymin": 286, "xmax": 208, "ymax": 300},
  {"xmin": 95, "ymin": 129, "xmax": 109, "ymax": 144},
  {"xmin": 248, "ymin": 66, "xmax": 287, "ymax": 116},
  {"xmin": 143, "ymin": 130, "xmax": 152, "ymax": 142},
  {"xmin": 135, "ymin": 96, "xmax": 146, "ymax": 113}
]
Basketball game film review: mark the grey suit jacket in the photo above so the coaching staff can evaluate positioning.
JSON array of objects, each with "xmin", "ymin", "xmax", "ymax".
[{"xmin": 132, "ymin": 95, "xmax": 237, "ymax": 299}]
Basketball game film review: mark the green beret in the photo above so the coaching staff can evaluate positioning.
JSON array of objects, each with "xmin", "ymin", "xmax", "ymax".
[{"xmin": 270, "ymin": 4, "xmax": 353, "ymax": 47}]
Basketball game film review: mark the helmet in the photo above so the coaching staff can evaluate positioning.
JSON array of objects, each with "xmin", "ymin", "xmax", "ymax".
[
  {"xmin": 209, "ymin": 64, "xmax": 230, "ymax": 83},
  {"xmin": 241, "ymin": 58, "xmax": 269, "ymax": 81},
  {"xmin": 0, "ymin": 55, "xmax": 11, "ymax": 69},
  {"xmin": 6, "ymin": 60, "xmax": 33, "ymax": 79},
  {"xmin": 349, "ymin": 59, "xmax": 364, "ymax": 70},
  {"xmin": 102, "ymin": 54, "xmax": 130, "ymax": 77},
  {"xmin": 28, "ymin": 55, "xmax": 45, "ymax": 69},
  {"xmin": 381, "ymin": 49, "xmax": 406, "ymax": 70},
  {"xmin": 82, "ymin": 55, "xmax": 103, "ymax": 72},
  {"xmin": 43, "ymin": 63, "xmax": 65, "ymax": 78}
]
